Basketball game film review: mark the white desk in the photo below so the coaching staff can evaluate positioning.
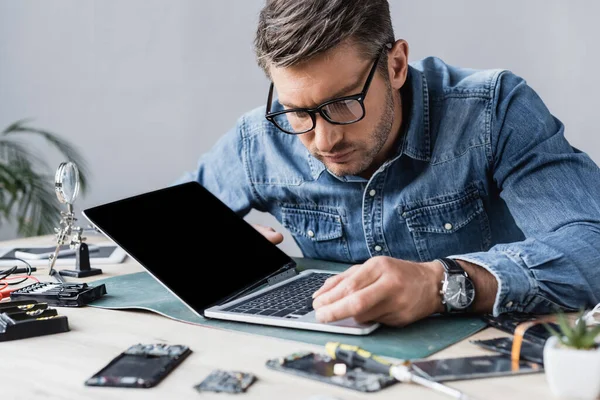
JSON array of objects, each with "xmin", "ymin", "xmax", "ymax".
[{"xmin": 1, "ymin": 234, "xmax": 556, "ymax": 400}]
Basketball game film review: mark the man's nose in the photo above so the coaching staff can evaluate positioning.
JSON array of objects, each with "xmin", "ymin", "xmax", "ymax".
[{"xmin": 313, "ymin": 115, "xmax": 343, "ymax": 153}]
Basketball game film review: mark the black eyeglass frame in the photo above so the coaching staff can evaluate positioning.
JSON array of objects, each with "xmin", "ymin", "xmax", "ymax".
[{"xmin": 265, "ymin": 43, "xmax": 392, "ymax": 135}]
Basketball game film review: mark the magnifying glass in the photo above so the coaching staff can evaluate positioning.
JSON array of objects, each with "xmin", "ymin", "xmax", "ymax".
[
  {"xmin": 49, "ymin": 161, "xmax": 83, "ymax": 281},
  {"xmin": 54, "ymin": 161, "xmax": 80, "ymax": 209}
]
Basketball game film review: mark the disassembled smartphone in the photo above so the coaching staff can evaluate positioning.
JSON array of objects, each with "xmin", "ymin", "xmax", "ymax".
[
  {"xmin": 85, "ymin": 343, "xmax": 192, "ymax": 388},
  {"xmin": 265, "ymin": 350, "xmax": 398, "ymax": 392},
  {"xmin": 482, "ymin": 313, "xmax": 559, "ymax": 346},
  {"xmin": 410, "ymin": 354, "xmax": 543, "ymax": 382},
  {"xmin": 471, "ymin": 337, "xmax": 545, "ymax": 365}
]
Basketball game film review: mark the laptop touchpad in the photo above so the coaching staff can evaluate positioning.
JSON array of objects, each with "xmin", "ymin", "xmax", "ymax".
[{"xmin": 300, "ymin": 313, "xmax": 374, "ymax": 329}]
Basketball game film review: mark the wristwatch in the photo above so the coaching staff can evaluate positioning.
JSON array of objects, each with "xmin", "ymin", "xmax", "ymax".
[{"xmin": 436, "ymin": 257, "xmax": 475, "ymax": 313}]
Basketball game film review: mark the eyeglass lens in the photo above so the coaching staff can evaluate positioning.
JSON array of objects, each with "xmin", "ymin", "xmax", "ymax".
[{"xmin": 273, "ymin": 98, "xmax": 364, "ymax": 134}]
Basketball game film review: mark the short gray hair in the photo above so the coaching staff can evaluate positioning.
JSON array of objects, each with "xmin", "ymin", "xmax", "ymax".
[{"xmin": 254, "ymin": 0, "xmax": 395, "ymax": 77}]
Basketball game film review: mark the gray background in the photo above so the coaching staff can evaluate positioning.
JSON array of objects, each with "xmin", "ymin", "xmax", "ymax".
[{"xmin": 1, "ymin": 0, "xmax": 598, "ymax": 259}]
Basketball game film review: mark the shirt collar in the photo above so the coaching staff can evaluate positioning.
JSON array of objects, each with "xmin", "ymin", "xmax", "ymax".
[{"xmin": 400, "ymin": 65, "xmax": 431, "ymax": 162}]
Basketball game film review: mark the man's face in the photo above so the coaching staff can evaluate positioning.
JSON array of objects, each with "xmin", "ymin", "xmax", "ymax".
[{"xmin": 269, "ymin": 44, "xmax": 400, "ymax": 178}]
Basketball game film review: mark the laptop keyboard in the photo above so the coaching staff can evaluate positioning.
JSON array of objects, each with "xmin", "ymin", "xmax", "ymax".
[{"xmin": 224, "ymin": 272, "xmax": 333, "ymax": 319}]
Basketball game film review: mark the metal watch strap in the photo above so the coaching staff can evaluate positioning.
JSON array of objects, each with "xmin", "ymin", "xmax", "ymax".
[{"xmin": 438, "ymin": 257, "xmax": 465, "ymax": 275}]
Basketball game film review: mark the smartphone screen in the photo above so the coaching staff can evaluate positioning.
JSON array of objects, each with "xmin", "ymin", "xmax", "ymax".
[
  {"xmin": 411, "ymin": 355, "xmax": 543, "ymax": 382},
  {"xmin": 85, "ymin": 344, "xmax": 192, "ymax": 388},
  {"xmin": 471, "ymin": 337, "xmax": 544, "ymax": 364}
]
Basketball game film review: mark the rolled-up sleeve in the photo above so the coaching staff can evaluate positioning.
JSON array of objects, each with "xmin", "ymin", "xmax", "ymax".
[{"xmin": 452, "ymin": 71, "xmax": 600, "ymax": 316}]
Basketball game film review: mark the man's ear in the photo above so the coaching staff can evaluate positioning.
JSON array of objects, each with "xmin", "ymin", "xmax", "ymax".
[{"xmin": 387, "ymin": 39, "xmax": 409, "ymax": 90}]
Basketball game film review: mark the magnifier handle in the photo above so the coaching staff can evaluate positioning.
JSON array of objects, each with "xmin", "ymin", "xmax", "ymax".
[
  {"xmin": 47, "ymin": 247, "xmax": 60, "ymax": 275},
  {"xmin": 48, "ymin": 227, "xmax": 68, "ymax": 276}
]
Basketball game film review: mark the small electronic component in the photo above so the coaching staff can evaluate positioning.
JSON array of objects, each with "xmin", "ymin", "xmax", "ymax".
[
  {"xmin": 85, "ymin": 343, "xmax": 192, "ymax": 388},
  {"xmin": 194, "ymin": 369, "xmax": 257, "ymax": 393},
  {"xmin": 265, "ymin": 351, "xmax": 397, "ymax": 393},
  {"xmin": 10, "ymin": 281, "xmax": 106, "ymax": 307}
]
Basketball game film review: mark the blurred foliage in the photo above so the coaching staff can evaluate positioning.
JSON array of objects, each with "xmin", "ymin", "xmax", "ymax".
[
  {"xmin": 0, "ymin": 119, "xmax": 90, "ymax": 237},
  {"xmin": 545, "ymin": 309, "xmax": 600, "ymax": 350}
]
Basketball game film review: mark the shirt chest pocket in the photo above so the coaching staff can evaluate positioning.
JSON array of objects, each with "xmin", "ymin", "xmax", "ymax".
[
  {"xmin": 281, "ymin": 206, "xmax": 352, "ymax": 263},
  {"xmin": 399, "ymin": 189, "xmax": 492, "ymax": 262}
]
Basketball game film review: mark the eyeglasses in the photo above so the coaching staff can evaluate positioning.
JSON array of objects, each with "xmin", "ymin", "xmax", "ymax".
[{"xmin": 265, "ymin": 44, "xmax": 391, "ymax": 135}]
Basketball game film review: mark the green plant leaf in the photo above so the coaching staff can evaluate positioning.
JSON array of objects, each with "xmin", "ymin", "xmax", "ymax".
[
  {"xmin": 547, "ymin": 308, "xmax": 600, "ymax": 350},
  {"xmin": 556, "ymin": 311, "xmax": 574, "ymax": 339},
  {"xmin": 0, "ymin": 119, "xmax": 90, "ymax": 237},
  {"xmin": 15, "ymin": 170, "xmax": 60, "ymax": 236},
  {"xmin": 544, "ymin": 322, "xmax": 563, "ymax": 340},
  {"xmin": 1, "ymin": 118, "xmax": 34, "ymax": 135},
  {"xmin": 578, "ymin": 325, "xmax": 600, "ymax": 349},
  {"xmin": 576, "ymin": 309, "xmax": 586, "ymax": 329},
  {"xmin": 2, "ymin": 120, "xmax": 90, "ymax": 193}
]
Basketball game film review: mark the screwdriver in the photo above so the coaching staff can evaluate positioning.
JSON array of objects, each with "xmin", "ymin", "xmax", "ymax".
[{"xmin": 325, "ymin": 342, "xmax": 472, "ymax": 400}]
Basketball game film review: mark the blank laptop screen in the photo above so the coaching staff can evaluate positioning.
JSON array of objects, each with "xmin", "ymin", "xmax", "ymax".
[{"xmin": 82, "ymin": 181, "xmax": 294, "ymax": 313}]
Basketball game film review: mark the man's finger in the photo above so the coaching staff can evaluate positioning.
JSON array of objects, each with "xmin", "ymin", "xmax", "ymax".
[
  {"xmin": 315, "ymin": 280, "xmax": 386, "ymax": 323},
  {"xmin": 312, "ymin": 264, "xmax": 361, "ymax": 298},
  {"xmin": 252, "ymin": 224, "xmax": 284, "ymax": 244},
  {"xmin": 311, "ymin": 274, "xmax": 344, "ymax": 298},
  {"xmin": 312, "ymin": 265, "xmax": 380, "ymax": 309}
]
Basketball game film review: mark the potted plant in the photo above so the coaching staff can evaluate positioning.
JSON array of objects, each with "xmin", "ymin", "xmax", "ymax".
[
  {"xmin": 0, "ymin": 119, "xmax": 90, "ymax": 237},
  {"xmin": 543, "ymin": 309, "xmax": 600, "ymax": 399}
]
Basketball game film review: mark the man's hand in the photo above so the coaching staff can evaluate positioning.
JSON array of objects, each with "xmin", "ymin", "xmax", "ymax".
[
  {"xmin": 312, "ymin": 256, "xmax": 444, "ymax": 326},
  {"xmin": 312, "ymin": 256, "xmax": 498, "ymax": 326},
  {"xmin": 252, "ymin": 224, "xmax": 284, "ymax": 245}
]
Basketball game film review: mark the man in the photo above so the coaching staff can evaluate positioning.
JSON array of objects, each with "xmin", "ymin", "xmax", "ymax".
[{"xmin": 178, "ymin": 0, "xmax": 600, "ymax": 327}]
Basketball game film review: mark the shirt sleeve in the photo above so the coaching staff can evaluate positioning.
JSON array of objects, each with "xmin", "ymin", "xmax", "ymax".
[
  {"xmin": 451, "ymin": 71, "xmax": 600, "ymax": 316},
  {"xmin": 172, "ymin": 114, "xmax": 259, "ymax": 217}
]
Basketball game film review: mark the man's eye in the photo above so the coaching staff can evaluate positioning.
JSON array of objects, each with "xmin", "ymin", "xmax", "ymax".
[{"xmin": 291, "ymin": 110, "xmax": 310, "ymax": 119}]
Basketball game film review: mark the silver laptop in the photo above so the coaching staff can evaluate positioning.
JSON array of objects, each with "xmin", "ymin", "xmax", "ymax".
[{"xmin": 82, "ymin": 181, "xmax": 379, "ymax": 335}]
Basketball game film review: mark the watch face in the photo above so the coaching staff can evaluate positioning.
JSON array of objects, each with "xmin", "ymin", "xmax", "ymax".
[{"xmin": 444, "ymin": 274, "xmax": 475, "ymax": 309}]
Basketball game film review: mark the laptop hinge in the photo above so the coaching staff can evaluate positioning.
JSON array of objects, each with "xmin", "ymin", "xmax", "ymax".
[{"xmin": 267, "ymin": 262, "xmax": 298, "ymax": 286}]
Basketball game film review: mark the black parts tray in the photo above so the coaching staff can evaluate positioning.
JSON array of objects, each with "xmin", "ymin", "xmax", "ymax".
[
  {"xmin": 0, "ymin": 300, "xmax": 69, "ymax": 341},
  {"xmin": 10, "ymin": 281, "xmax": 107, "ymax": 307}
]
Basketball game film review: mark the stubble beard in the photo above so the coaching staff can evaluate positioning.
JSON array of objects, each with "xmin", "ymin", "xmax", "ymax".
[{"xmin": 324, "ymin": 84, "xmax": 396, "ymax": 177}]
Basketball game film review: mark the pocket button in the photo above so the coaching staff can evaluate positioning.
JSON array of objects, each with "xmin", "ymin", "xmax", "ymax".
[{"xmin": 444, "ymin": 223, "xmax": 453, "ymax": 231}]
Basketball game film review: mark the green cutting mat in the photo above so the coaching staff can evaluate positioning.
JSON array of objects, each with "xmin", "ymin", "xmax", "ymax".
[{"xmin": 88, "ymin": 257, "xmax": 487, "ymax": 360}]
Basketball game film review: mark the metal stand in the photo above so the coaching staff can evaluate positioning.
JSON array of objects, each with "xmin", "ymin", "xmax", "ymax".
[
  {"xmin": 58, "ymin": 242, "xmax": 102, "ymax": 278},
  {"xmin": 48, "ymin": 207, "xmax": 102, "ymax": 281},
  {"xmin": 49, "ymin": 268, "xmax": 66, "ymax": 283}
]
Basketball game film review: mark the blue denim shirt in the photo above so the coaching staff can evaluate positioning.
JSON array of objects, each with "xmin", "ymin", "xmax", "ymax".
[{"xmin": 178, "ymin": 56, "xmax": 600, "ymax": 317}]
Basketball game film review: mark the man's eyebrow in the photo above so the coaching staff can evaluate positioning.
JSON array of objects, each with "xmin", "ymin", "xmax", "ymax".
[{"xmin": 279, "ymin": 79, "xmax": 363, "ymax": 109}]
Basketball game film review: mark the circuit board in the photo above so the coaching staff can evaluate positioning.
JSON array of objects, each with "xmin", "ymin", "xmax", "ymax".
[
  {"xmin": 194, "ymin": 369, "xmax": 256, "ymax": 393},
  {"xmin": 265, "ymin": 351, "xmax": 398, "ymax": 392}
]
